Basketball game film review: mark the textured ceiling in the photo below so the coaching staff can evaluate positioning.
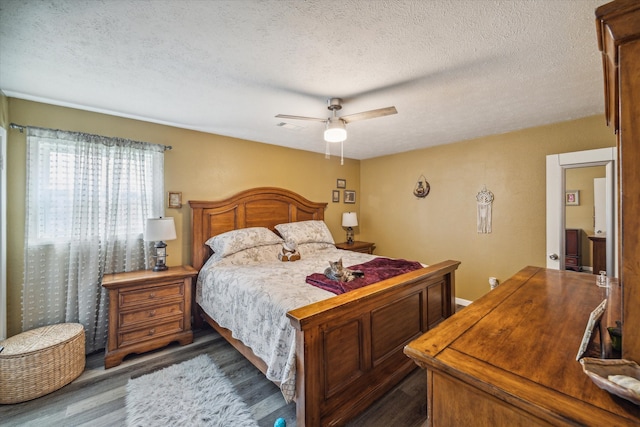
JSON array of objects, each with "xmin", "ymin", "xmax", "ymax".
[{"xmin": 0, "ymin": 0, "xmax": 606, "ymax": 160}]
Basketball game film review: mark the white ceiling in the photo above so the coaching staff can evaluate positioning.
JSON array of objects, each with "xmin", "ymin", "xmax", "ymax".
[{"xmin": 0, "ymin": 0, "xmax": 606, "ymax": 160}]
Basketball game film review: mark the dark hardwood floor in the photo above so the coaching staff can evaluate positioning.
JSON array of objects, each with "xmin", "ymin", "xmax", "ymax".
[{"xmin": 0, "ymin": 324, "xmax": 431, "ymax": 427}]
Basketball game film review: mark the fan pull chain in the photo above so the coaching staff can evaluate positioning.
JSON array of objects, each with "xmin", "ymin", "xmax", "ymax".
[
  {"xmin": 341, "ymin": 141, "xmax": 344, "ymax": 165},
  {"xmin": 325, "ymin": 141, "xmax": 330, "ymax": 159}
]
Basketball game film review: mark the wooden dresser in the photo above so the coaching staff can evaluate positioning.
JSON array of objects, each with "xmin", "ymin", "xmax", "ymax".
[
  {"xmin": 588, "ymin": 234, "xmax": 607, "ymax": 274},
  {"xmin": 565, "ymin": 228, "xmax": 582, "ymax": 271},
  {"xmin": 596, "ymin": 0, "xmax": 640, "ymax": 362},
  {"xmin": 405, "ymin": 266, "xmax": 639, "ymax": 426},
  {"xmin": 102, "ymin": 265, "xmax": 197, "ymax": 368}
]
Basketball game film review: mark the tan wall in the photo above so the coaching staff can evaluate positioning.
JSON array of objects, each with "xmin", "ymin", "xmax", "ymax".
[
  {"xmin": 360, "ymin": 116, "xmax": 615, "ymax": 301},
  {"xmin": 5, "ymin": 98, "xmax": 616, "ymax": 335},
  {"xmin": 5, "ymin": 98, "xmax": 361, "ymax": 336}
]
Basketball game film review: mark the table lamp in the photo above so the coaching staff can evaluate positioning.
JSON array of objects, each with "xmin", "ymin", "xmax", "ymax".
[
  {"xmin": 144, "ymin": 217, "xmax": 177, "ymax": 271},
  {"xmin": 342, "ymin": 212, "xmax": 358, "ymax": 245}
]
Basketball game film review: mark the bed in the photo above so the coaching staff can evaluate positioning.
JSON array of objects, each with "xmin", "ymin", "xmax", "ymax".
[{"xmin": 190, "ymin": 187, "xmax": 460, "ymax": 426}]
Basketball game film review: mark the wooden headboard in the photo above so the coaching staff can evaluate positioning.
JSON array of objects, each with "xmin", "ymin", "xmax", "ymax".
[{"xmin": 189, "ymin": 187, "xmax": 327, "ymax": 270}]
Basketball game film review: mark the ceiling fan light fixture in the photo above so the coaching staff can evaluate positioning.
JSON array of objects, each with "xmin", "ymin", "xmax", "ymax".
[{"xmin": 324, "ymin": 118, "xmax": 347, "ymax": 142}]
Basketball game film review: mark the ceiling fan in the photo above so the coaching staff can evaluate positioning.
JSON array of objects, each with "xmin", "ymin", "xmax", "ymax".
[{"xmin": 276, "ymin": 97, "xmax": 397, "ymax": 143}]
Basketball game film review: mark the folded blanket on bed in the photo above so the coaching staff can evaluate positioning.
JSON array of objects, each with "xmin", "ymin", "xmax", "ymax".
[{"xmin": 305, "ymin": 257, "xmax": 423, "ymax": 294}]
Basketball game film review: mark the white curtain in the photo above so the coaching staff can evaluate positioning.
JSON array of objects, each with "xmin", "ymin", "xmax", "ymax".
[{"xmin": 23, "ymin": 127, "xmax": 165, "ymax": 353}]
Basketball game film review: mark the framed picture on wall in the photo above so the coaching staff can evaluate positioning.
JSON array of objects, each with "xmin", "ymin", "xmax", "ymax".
[
  {"xmin": 332, "ymin": 190, "xmax": 340, "ymax": 203},
  {"xmin": 168, "ymin": 191, "xmax": 182, "ymax": 208},
  {"xmin": 337, "ymin": 179, "xmax": 346, "ymax": 189},
  {"xmin": 344, "ymin": 190, "xmax": 356, "ymax": 204},
  {"xmin": 566, "ymin": 190, "xmax": 580, "ymax": 206}
]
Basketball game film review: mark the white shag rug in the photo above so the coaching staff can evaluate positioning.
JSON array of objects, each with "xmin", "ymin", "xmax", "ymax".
[{"xmin": 126, "ymin": 354, "xmax": 259, "ymax": 427}]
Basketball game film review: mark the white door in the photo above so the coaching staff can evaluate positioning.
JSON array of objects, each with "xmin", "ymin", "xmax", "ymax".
[{"xmin": 545, "ymin": 148, "xmax": 617, "ymax": 276}]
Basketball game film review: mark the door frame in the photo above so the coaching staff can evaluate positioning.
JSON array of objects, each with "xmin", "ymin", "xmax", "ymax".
[
  {"xmin": 0, "ymin": 126, "xmax": 6, "ymax": 339},
  {"xmin": 546, "ymin": 147, "xmax": 617, "ymax": 276}
]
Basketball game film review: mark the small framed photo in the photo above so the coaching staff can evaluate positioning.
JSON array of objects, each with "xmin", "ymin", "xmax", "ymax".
[
  {"xmin": 576, "ymin": 299, "xmax": 607, "ymax": 361},
  {"xmin": 566, "ymin": 190, "xmax": 580, "ymax": 206},
  {"xmin": 344, "ymin": 190, "xmax": 356, "ymax": 204},
  {"xmin": 168, "ymin": 191, "xmax": 182, "ymax": 208},
  {"xmin": 337, "ymin": 178, "xmax": 346, "ymax": 189},
  {"xmin": 332, "ymin": 190, "xmax": 340, "ymax": 203}
]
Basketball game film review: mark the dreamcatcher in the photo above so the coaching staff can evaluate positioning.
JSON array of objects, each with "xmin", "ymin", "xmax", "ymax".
[{"xmin": 476, "ymin": 186, "xmax": 494, "ymax": 233}]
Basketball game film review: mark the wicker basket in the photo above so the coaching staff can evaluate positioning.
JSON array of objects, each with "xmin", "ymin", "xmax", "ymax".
[{"xmin": 0, "ymin": 323, "xmax": 85, "ymax": 404}]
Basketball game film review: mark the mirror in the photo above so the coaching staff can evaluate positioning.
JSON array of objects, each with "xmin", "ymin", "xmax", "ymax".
[
  {"xmin": 545, "ymin": 147, "xmax": 617, "ymax": 278},
  {"xmin": 564, "ymin": 166, "xmax": 606, "ymax": 273}
]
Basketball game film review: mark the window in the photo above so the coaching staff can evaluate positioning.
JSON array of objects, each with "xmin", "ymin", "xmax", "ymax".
[{"xmin": 23, "ymin": 127, "xmax": 166, "ymax": 352}]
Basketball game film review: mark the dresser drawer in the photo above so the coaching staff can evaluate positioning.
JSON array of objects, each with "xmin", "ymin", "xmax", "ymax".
[
  {"xmin": 118, "ymin": 282, "xmax": 184, "ymax": 308},
  {"xmin": 119, "ymin": 301, "xmax": 184, "ymax": 328},
  {"xmin": 565, "ymin": 257, "xmax": 579, "ymax": 266},
  {"xmin": 118, "ymin": 318, "xmax": 184, "ymax": 348}
]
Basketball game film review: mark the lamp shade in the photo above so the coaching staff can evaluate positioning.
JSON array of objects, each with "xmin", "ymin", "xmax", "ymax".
[
  {"xmin": 144, "ymin": 217, "xmax": 177, "ymax": 241},
  {"xmin": 342, "ymin": 212, "xmax": 358, "ymax": 227},
  {"xmin": 324, "ymin": 118, "xmax": 347, "ymax": 143}
]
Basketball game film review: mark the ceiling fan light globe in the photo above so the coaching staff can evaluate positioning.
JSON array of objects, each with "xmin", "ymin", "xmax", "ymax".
[{"xmin": 324, "ymin": 119, "xmax": 347, "ymax": 142}]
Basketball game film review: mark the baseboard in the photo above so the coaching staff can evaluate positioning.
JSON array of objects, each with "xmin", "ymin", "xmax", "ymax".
[{"xmin": 456, "ymin": 297, "xmax": 472, "ymax": 307}]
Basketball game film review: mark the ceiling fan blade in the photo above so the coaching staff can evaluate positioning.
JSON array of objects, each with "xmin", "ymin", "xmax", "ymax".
[
  {"xmin": 275, "ymin": 114, "xmax": 327, "ymax": 123},
  {"xmin": 341, "ymin": 106, "xmax": 398, "ymax": 123}
]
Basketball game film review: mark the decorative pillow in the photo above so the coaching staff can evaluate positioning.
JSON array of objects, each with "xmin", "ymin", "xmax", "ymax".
[
  {"xmin": 205, "ymin": 227, "xmax": 283, "ymax": 259},
  {"xmin": 275, "ymin": 220, "xmax": 335, "ymax": 245}
]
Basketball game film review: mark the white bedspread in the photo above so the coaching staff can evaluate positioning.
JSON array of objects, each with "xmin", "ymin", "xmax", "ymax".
[{"xmin": 196, "ymin": 243, "xmax": 376, "ymax": 402}]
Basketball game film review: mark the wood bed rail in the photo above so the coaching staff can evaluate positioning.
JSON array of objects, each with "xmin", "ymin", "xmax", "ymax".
[
  {"xmin": 288, "ymin": 260, "xmax": 460, "ymax": 330},
  {"xmin": 288, "ymin": 260, "xmax": 460, "ymax": 426}
]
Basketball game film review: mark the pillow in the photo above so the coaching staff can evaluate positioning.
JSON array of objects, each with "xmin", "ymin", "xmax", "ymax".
[
  {"xmin": 275, "ymin": 220, "xmax": 335, "ymax": 245},
  {"xmin": 296, "ymin": 242, "xmax": 336, "ymax": 254},
  {"xmin": 205, "ymin": 227, "xmax": 283, "ymax": 259},
  {"xmin": 217, "ymin": 243, "xmax": 284, "ymax": 265}
]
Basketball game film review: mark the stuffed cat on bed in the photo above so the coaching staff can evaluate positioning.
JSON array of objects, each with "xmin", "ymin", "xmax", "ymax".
[
  {"xmin": 278, "ymin": 241, "xmax": 300, "ymax": 261},
  {"xmin": 324, "ymin": 258, "xmax": 364, "ymax": 282}
]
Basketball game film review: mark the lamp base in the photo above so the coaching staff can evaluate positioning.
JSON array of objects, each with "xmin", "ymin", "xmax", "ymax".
[
  {"xmin": 152, "ymin": 241, "xmax": 168, "ymax": 272},
  {"xmin": 346, "ymin": 227, "xmax": 354, "ymax": 244}
]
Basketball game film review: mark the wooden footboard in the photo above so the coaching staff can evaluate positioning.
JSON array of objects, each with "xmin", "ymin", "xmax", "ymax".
[{"xmin": 287, "ymin": 260, "xmax": 460, "ymax": 426}]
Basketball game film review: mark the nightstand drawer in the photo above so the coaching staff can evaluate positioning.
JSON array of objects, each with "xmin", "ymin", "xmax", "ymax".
[
  {"xmin": 119, "ymin": 301, "xmax": 185, "ymax": 328},
  {"xmin": 349, "ymin": 246, "xmax": 373, "ymax": 254},
  {"xmin": 118, "ymin": 282, "xmax": 184, "ymax": 308},
  {"xmin": 118, "ymin": 318, "xmax": 184, "ymax": 348},
  {"xmin": 336, "ymin": 241, "xmax": 375, "ymax": 254}
]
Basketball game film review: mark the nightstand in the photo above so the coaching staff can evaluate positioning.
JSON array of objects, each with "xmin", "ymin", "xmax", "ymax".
[
  {"xmin": 335, "ymin": 241, "xmax": 376, "ymax": 254},
  {"xmin": 102, "ymin": 265, "xmax": 198, "ymax": 368}
]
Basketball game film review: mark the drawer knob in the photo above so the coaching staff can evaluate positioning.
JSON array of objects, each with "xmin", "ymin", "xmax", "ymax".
[
  {"xmin": 148, "ymin": 310, "xmax": 156, "ymax": 317},
  {"xmin": 148, "ymin": 292, "xmax": 156, "ymax": 298},
  {"xmin": 148, "ymin": 329, "xmax": 155, "ymax": 336}
]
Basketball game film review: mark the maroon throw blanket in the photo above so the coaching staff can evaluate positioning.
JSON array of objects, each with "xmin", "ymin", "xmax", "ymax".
[{"xmin": 305, "ymin": 257, "xmax": 423, "ymax": 295}]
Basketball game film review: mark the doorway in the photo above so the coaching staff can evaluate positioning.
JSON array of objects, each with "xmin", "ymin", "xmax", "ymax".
[{"xmin": 546, "ymin": 147, "xmax": 617, "ymax": 277}]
